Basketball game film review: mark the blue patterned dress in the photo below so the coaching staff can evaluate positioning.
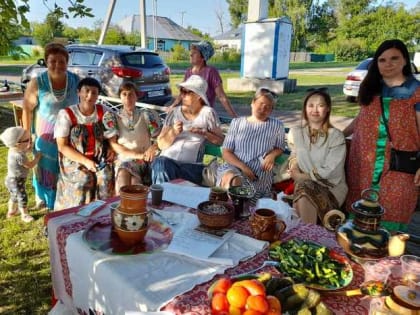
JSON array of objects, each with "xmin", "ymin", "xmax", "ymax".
[{"xmin": 33, "ymin": 71, "xmax": 79, "ymax": 209}]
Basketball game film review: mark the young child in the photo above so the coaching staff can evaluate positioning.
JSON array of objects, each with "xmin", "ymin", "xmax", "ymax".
[{"xmin": 1, "ymin": 126, "xmax": 41, "ymax": 222}]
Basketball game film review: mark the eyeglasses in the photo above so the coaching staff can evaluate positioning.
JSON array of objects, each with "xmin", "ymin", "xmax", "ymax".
[
  {"xmin": 257, "ymin": 88, "xmax": 278, "ymax": 100},
  {"xmin": 306, "ymin": 87, "xmax": 329, "ymax": 93},
  {"xmin": 180, "ymin": 88, "xmax": 194, "ymax": 95}
]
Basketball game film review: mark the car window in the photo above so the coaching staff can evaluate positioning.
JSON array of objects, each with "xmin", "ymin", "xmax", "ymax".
[
  {"xmin": 121, "ymin": 52, "xmax": 163, "ymax": 68},
  {"xmin": 71, "ymin": 51, "xmax": 103, "ymax": 66},
  {"xmin": 356, "ymin": 59, "xmax": 372, "ymax": 70}
]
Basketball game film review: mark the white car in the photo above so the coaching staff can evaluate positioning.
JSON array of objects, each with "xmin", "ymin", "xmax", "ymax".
[
  {"xmin": 343, "ymin": 58, "xmax": 372, "ymax": 102},
  {"xmin": 343, "ymin": 58, "xmax": 420, "ymax": 102}
]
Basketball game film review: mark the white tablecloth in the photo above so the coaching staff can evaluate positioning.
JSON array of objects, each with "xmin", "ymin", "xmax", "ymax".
[{"xmin": 48, "ymin": 201, "xmax": 267, "ymax": 314}]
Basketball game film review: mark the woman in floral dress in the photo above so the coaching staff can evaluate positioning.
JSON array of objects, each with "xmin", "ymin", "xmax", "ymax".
[{"xmin": 53, "ymin": 78, "xmax": 114, "ymax": 211}]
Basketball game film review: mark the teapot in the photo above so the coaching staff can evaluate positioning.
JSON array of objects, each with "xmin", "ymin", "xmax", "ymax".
[{"xmin": 336, "ymin": 189, "xmax": 409, "ymax": 260}]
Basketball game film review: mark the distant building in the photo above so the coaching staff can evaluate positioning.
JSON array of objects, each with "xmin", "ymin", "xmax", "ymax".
[
  {"xmin": 117, "ymin": 15, "xmax": 201, "ymax": 51},
  {"xmin": 213, "ymin": 26, "xmax": 243, "ymax": 52}
]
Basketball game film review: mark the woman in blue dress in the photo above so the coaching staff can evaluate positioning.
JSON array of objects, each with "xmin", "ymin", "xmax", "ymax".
[{"xmin": 22, "ymin": 42, "xmax": 79, "ymax": 210}]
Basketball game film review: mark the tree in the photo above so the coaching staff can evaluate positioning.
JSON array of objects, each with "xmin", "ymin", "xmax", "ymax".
[
  {"xmin": 0, "ymin": 0, "xmax": 92, "ymax": 54},
  {"xmin": 226, "ymin": 0, "xmax": 248, "ymax": 27}
]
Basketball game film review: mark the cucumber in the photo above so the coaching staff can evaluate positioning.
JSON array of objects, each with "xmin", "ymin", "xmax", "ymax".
[
  {"xmin": 265, "ymin": 277, "xmax": 294, "ymax": 295},
  {"xmin": 232, "ymin": 272, "xmax": 271, "ymax": 283},
  {"xmin": 303, "ymin": 288, "xmax": 321, "ymax": 309},
  {"xmin": 313, "ymin": 301, "xmax": 333, "ymax": 315}
]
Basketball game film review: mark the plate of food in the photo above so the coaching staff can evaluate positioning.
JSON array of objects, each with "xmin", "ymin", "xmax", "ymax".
[{"xmin": 269, "ymin": 239, "xmax": 353, "ymax": 291}]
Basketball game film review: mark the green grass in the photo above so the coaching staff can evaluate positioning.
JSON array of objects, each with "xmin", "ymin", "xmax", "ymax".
[
  {"xmin": 0, "ymin": 109, "xmax": 51, "ymax": 314},
  {"xmin": 0, "ymin": 65, "xmax": 359, "ymax": 313}
]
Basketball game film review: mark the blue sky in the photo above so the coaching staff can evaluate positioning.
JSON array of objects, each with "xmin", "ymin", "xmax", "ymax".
[
  {"xmin": 25, "ymin": 0, "xmax": 418, "ymax": 36},
  {"xmin": 25, "ymin": 0, "xmax": 230, "ymax": 35}
]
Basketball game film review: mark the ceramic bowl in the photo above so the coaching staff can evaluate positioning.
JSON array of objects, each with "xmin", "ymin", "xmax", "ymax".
[{"xmin": 197, "ymin": 201, "xmax": 234, "ymax": 229}]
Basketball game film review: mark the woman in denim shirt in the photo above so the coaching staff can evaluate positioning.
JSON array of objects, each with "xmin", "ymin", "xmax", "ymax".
[{"xmin": 344, "ymin": 39, "xmax": 420, "ymax": 227}]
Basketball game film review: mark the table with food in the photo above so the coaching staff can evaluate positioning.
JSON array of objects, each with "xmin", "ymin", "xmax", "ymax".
[{"xmin": 46, "ymin": 182, "xmax": 420, "ymax": 315}]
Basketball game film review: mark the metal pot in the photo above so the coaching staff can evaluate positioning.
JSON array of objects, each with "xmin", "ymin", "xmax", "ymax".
[{"xmin": 227, "ymin": 175, "xmax": 255, "ymax": 219}]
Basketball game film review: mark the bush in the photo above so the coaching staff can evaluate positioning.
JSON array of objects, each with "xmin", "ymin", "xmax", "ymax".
[
  {"xmin": 334, "ymin": 39, "xmax": 370, "ymax": 61},
  {"xmin": 32, "ymin": 47, "xmax": 42, "ymax": 58},
  {"xmin": 170, "ymin": 43, "xmax": 189, "ymax": 61},
  {"xmin": 212, "ymin": 49, "xmax": 241, "ymax": 64}
]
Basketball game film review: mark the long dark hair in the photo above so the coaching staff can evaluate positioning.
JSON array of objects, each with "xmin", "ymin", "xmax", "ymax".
[
  {"xmin": 301, "ymin": 89, "xmax": 333, "ymax": 129},
  {"xmin": 358, "ymin": 39, "xmax": 412, "ymax": 106}
]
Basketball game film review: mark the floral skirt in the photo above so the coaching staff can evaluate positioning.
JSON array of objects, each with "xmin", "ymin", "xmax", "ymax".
[
  {"xmin": 293, "ymin": 179, "xmax": 338, "ymax": 221},
  {"xmin": 116, "ymin": 158, "xmax": 151, "ymax": 186},
  {"xmin": 54, "ymin": 160, "xmax": 114, "ymax": 211}
]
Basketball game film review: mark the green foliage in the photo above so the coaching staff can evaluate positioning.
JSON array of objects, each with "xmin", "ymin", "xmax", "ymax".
[
  {"xmin": 211, "ymin": 49, "xmax": 241, "ymax": 64},
  {"xmin": 170, "ymin": 43, "xmax": 189, "ymax": 61},
  {"xmin": 0, "ymin": 0, "xmax": 92, "ymax": 54},
  {"xmin": 334, "ymin": 38, "xmax": 370, "ymax": 61},
  {"xmin": 32, "ymin": 47, "xmax": 42, "ymax": 58}
]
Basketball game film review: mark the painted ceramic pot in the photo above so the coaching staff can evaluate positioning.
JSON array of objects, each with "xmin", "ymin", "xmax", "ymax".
[
  {"xmin": 119, "ymin": 184, "xmax": 149, "ymax": 212},
  {"xmin": 112, "ymin": 206, "xmax": 150, "ymax": 245}
]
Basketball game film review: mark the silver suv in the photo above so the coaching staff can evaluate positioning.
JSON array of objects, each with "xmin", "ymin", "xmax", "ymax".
[{"xmin": 21, "ymin": 44, "xmax": 172, "ymax": 105}]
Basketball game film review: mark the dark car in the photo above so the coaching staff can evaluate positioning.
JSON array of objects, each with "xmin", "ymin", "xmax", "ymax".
[{"xmin": 21, "ymin": 44, "xmax": 172, "ymax": 105}]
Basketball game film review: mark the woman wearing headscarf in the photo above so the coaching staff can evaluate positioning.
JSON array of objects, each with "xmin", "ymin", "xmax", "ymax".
[{"xmin": 167, "ymin": 41, "xmax": 237, "ymax": 117}]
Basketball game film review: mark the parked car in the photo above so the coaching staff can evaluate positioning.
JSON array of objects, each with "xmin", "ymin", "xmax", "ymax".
[
  {"xmin": 342, "ymin": 58, "xmax": 372, "ymax": 102},
  {"xmin": 343, "ymin": 57, "xmax": 420, "ymax": 102},
  {"xmin": 21, "ymin": 44, "xmax": 172, "ymax": 105}
]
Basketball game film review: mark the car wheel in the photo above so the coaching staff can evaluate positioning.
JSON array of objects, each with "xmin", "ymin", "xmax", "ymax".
[{"xmin": 346, "ymin": 96, "xmax": 357, "ymax": 103}]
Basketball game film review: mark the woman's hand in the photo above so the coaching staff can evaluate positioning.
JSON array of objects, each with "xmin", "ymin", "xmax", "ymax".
[
  {"xmin": 84, "ymin": 159, "xmax": 97, "ymax": 172},
  {"xmin": 241, "ymin": 165, "xmax": 257, "ymax": 181},
  {"xmin": 289, "ymin": 166, "xmax": 309, "ymax": 182},
  {"xmin": 173, "ymin": 120, "xmax": 183, "ymax": 135},
  {"xmin": 143, "ymin": 143, "xmax": 159, "ymax": 162},
  {"xmin": 415, "ymin": 168, "xmax": 420, "ymax": 186},
  {"xmin": 261, "ymin": 154, "xmax": 276, "ymax": 171}
]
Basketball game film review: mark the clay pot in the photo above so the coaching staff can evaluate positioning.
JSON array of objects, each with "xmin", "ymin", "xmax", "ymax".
[
  {"xmin": 114, "ymin": 184, "xmax": 150, "ymax": 245},
  {"xmin": 250, "ymin": 208, "xmax": 286, "ymax": 242},
  {"xmin": 112, "ymin": 206, "xmax": 150, "ymax": 246},
  {"xmin": 119, "ymin": 184, "xmax": 149, "ymax": 212}
]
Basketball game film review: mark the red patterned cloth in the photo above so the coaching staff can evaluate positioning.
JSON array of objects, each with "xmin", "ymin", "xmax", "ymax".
[
  {"xmin": 346, "ymin": 92, "xmax": 420, "ymax": 223},
  {"xmin": 49, "ymin": 194, "xmax": 404, "ymax": 315},
  {"xmin": 162, "ymin": 223, "xmax": 372, "ymax": 315}
]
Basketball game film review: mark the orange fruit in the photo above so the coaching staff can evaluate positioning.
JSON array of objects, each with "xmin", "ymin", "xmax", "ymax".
[
  {"xmin": 212, "ymin": 292, "xmax": 229, "ymax": 312},
  {"xmin": 233, "ymin": 279, "xmax": 266, "ymax": 296},
  {"xmin": 242, "ymin": 310, "xmax": 263, "ymax": 315},
  {"xmin": 266, "ymin": 310, "xmax": 281, "ymax": 315},
  {"xmin": 228, "ymin": 305, "xmax": 243, "ymax": 315},
  {"xmin": 245, "ymin": 295, "xmax": 269, "ymax": 314},
  {"xmin": 213, "ymin": 277, "xmax": 233, "ymax": 295},
  {"xmin": 266, "ymin": 295, "xmax": 281, "ymax": 313},
  {"xmin": 226, "ymin": 285, "xmax": 250, "ymax": 308}
]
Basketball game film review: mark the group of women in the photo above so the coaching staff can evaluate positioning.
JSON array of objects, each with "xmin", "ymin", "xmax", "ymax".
[
  {"xmin": 21, "ymin": 39, "xmax": 419, "ymax": 230},
  {"xmin": 22, "ymin": 43, "xmax": 162, "ymax": 211}
]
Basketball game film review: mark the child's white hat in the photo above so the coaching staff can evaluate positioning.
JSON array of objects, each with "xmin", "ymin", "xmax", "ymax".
[{"xmin": 0, "ymin": 126, "xmax": 25, "ymax": 147}]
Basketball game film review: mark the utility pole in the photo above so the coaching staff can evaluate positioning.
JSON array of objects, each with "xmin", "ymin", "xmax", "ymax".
[
  {"xmin": 180, "ymin": 11, "xmax": 186, "ymax": 27},
  {"xmin": 98, "ymin": 0, "xmax": 117, "ymax": 44}
]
